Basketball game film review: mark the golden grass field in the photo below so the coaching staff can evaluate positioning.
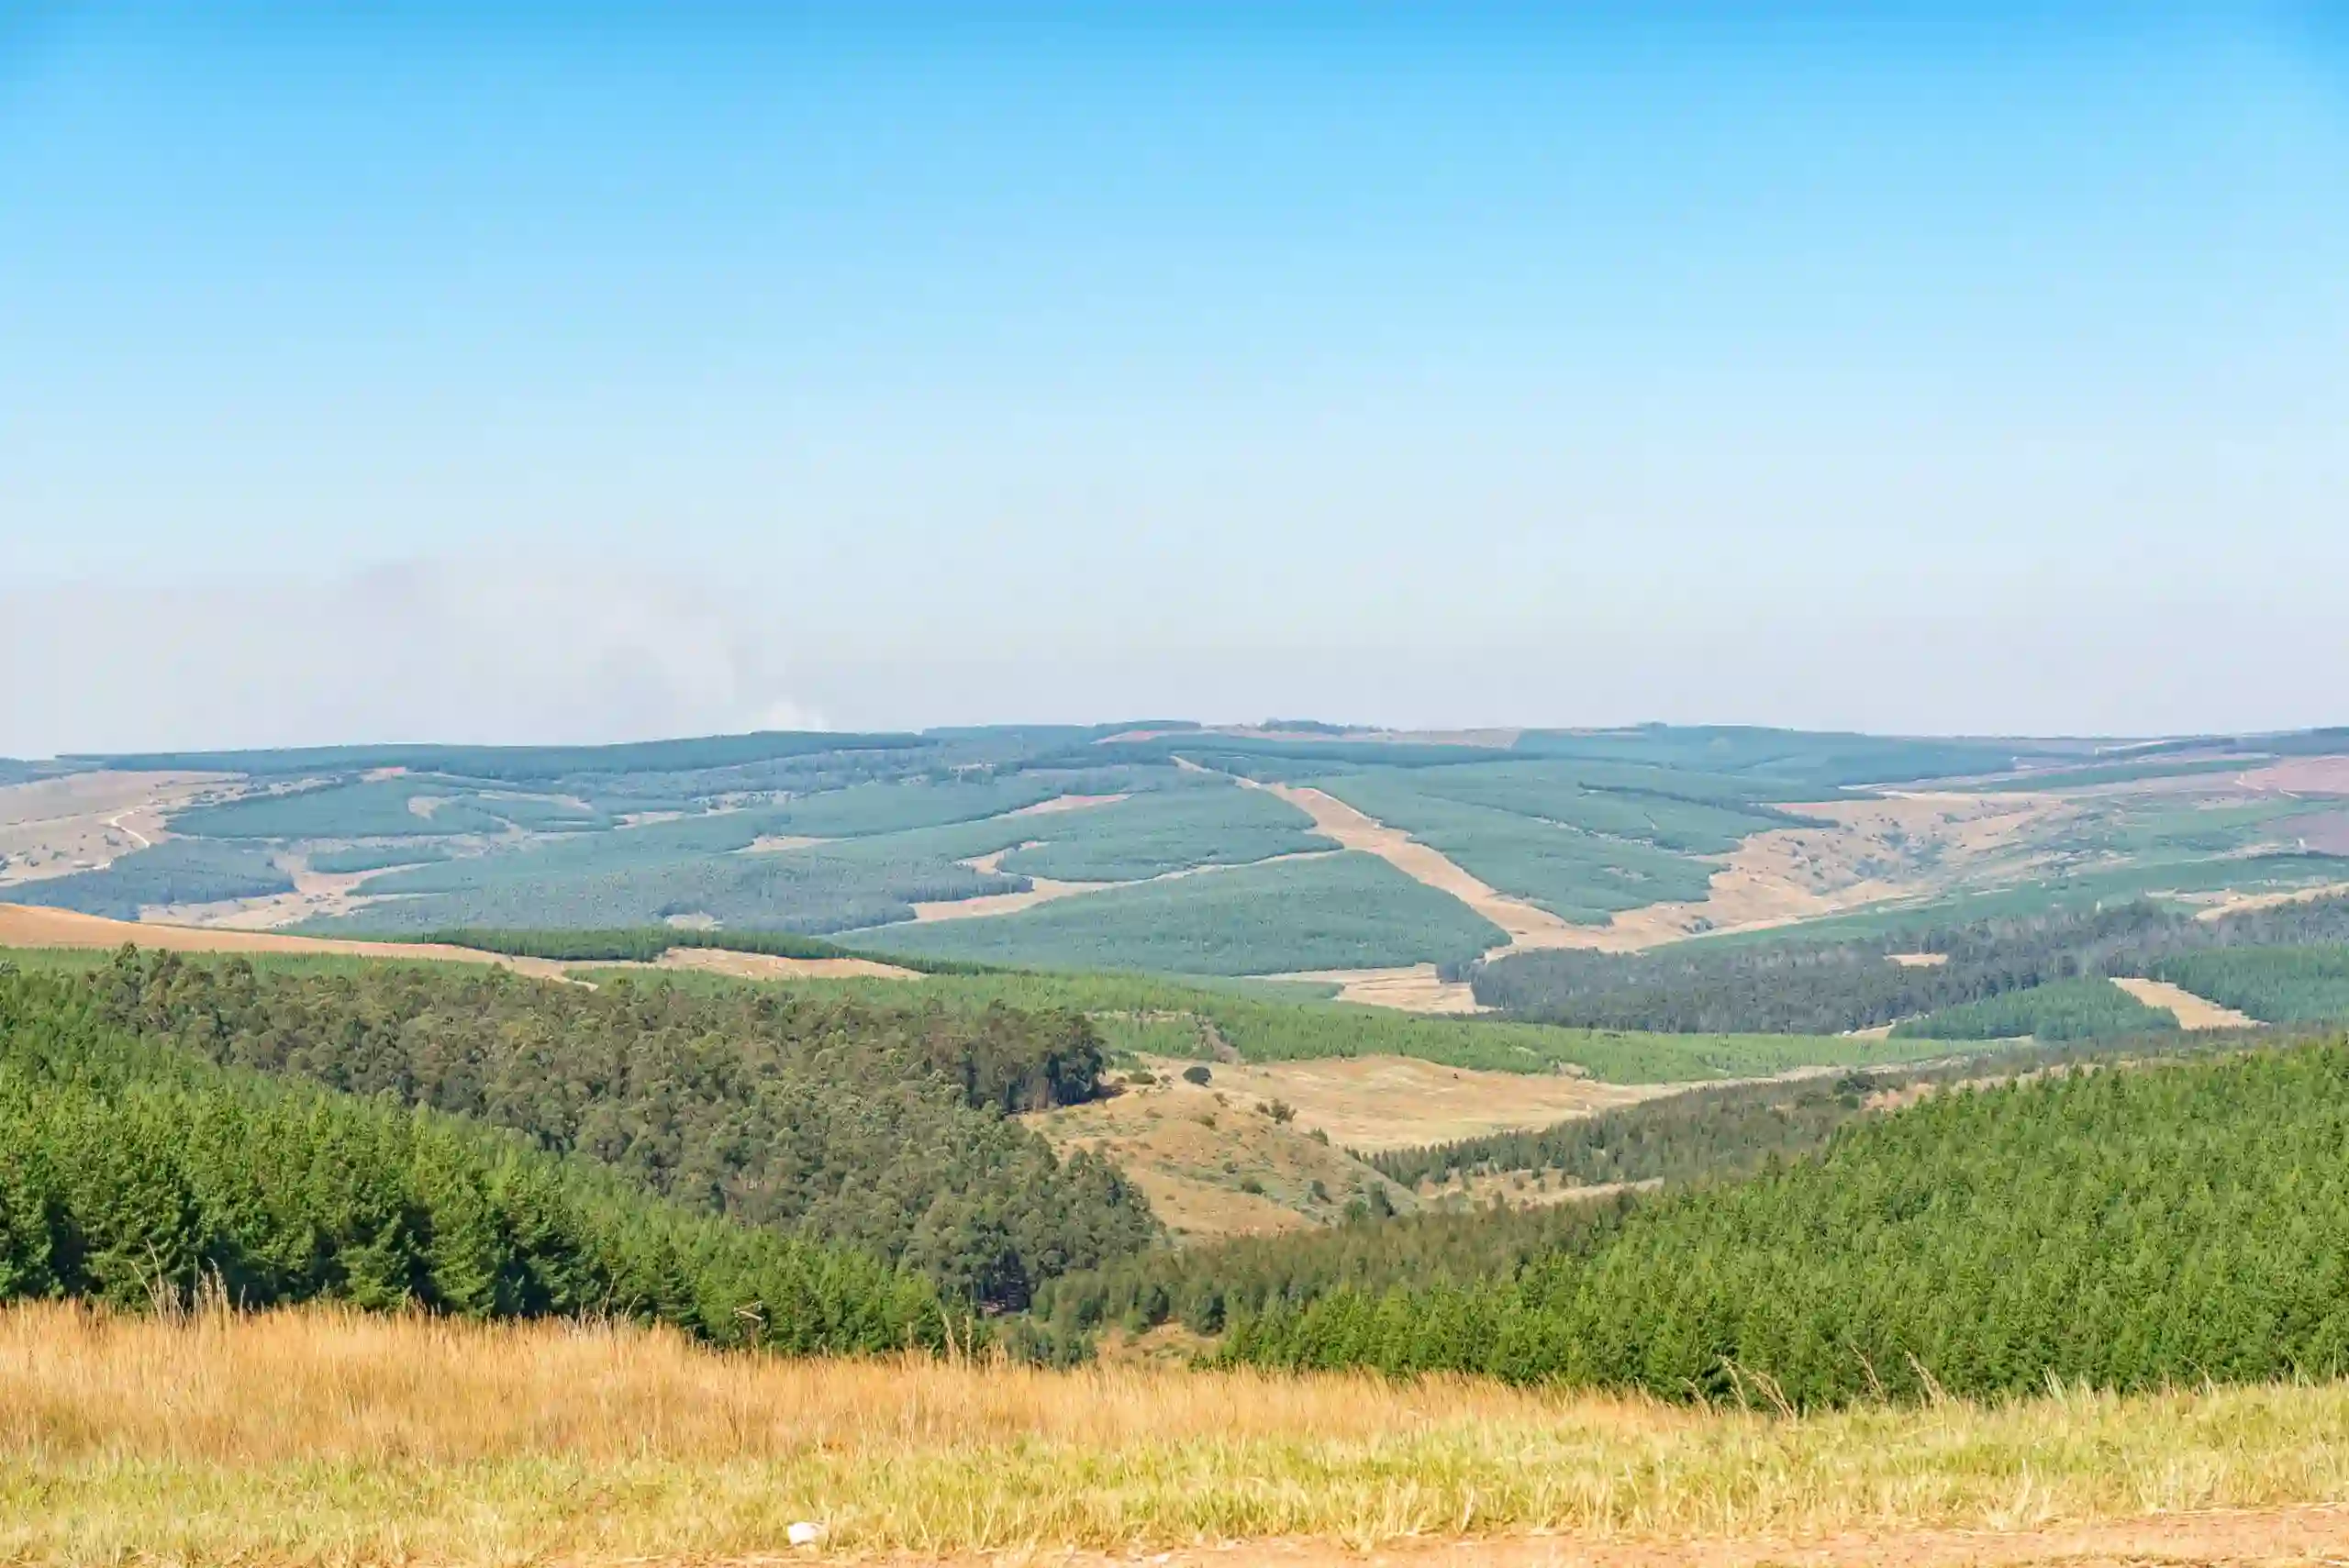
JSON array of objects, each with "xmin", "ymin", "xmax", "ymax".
[{"xmin": 11, "ymin": 1303, "xmax": 2349, "ymax": 1566}]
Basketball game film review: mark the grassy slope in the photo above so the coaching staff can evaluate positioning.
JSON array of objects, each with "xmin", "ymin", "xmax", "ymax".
[{"xmin": 11, "ymin": 1303, "xmax": 2349, "ymax": 1561}]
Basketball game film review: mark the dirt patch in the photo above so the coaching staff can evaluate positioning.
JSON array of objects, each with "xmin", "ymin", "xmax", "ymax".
[
  {"xmin": 1271, "ymin": 963, "xmax": 1486, "ymax": 1014},
  {"xmin": 1004, "ymin": 792, "xmax": 1129, "ymax": 817},
  {"xmin": 1887, "ymin": 951, "xmax": 1947, "ymax": 967},
  {"xmin": 741, "ymin": 834, "xmax": 829, "ymax": 853},
  {"xmin": 1569, "ymin": 792, "xmax": 2073, "ymax": 951},
  {"xmin": 0, "ymin": 903, "xmax": 576, "ymax": 979},
  {"xmin": 2194, "ymin": 879, "xmax": 2349, "ymax": 920},
  {"xmin": 907, "ymin": 1503, "xmax": 2349, "ymax": 1566},
  {"xmin": 1160, "ymin": 1053, "xmax": 1665, "ymax": 1154},
  {"xmin": 651, "ymin": 947, "xmax": 922, "ymax": 983},
  {"xmin": 2110, "ymin": 975, "xmax": 2259, "ymax": 1030},
  {"xmin": 1026, "ymin": 1073, "xmax": 1393, "ymax": 1240},
  {"xmin": 1418, "ymin": 1172, "xmax": 1664, "ymax": 1211},
  {"xmin": 2233, "ymin": 756, "xmax": 2349, "ymax": 797},
  {"xmin": 0, "ymin": 770, "xmax": 230, "ymax": 886},
  {"xmin": 911, "ymin": 873, "xmax": 1108, "ymax": 922}
]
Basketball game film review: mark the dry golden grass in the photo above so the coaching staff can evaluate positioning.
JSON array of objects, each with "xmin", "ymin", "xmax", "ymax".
[{"xmin": 11, "ymin": 1304, "xmax": 2349, "ymax": 1564}]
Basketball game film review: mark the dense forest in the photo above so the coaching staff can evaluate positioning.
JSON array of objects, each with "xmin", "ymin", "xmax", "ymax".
[
  {"xmin": 1366, "ymin": 1075, "xmax": 1881, "ymax": 1191},
  {"xmin": 1889, "ymin": 976, "xmax": 2175, "ymax": 1040},
  {"xmin": 1021, "ymin": 1199, "xmax": 1629, "ymax": 1362},
  {"xmin": 72, "ymin": 950, "xmax": 1158, "ymax": 1308},
  {"xmin": 1471, "ymin": 896, "xmax": 2349, "ymax": 1032},
  {"xmin": 1224, "ymin": 1039, "xmax": 2349, "ymax": 1405},
  {"xmin": 0, "ymin": 963, "xmax": 951, "ymax": 1352},
  {"xmin": 11, "ymin": 840, "xmax": 295, "ymax": 919}
]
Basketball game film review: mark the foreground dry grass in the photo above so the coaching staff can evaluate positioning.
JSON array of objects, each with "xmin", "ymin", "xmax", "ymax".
[{"xmin": 9, "ymin": 1306, "xmax": 2349, "ymax": 1564}]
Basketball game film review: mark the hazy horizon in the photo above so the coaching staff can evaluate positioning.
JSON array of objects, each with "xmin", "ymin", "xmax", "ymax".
[{"xmin": 6, "ymin": 6, "xmax": 2343, "ymax": 753}]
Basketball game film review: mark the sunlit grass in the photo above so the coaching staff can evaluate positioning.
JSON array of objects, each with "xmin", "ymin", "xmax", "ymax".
[{"xmin": 6, "ymin": 1303, "xmax": 2349, "ymax": 1562}]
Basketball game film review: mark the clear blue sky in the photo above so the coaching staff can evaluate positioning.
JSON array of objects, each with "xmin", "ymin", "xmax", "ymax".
[{"xmin": 3, "ymin": 5, "xmax": 2344, "ymax": 751}]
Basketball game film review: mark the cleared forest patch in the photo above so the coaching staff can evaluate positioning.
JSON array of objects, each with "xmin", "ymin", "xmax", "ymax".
[
  {"xmin": 0, "ymin": 903, "xmax": 574, "ymax": 978},
  {"xmin": 0, "ymin": 770, "xmax": 226, "ymax": 885},
  {"xmin": 1271, "ymin": 962, "xmax": 1484, "ymax": 1012},
  {"xmin": 16, "ymin": 1303, "xmax": 2349, "ymax": 1564},
  {"xmin": 651, "ymin": 946, "xmax": 923, "ymax": 982},
  {"xmin": 2109, "ymin": 974, "xmax": 2256, "ymax": 1029},
  {"xmin": 1160, "ymin": 1053, "xmax": 1663, "ymax": 1153}
]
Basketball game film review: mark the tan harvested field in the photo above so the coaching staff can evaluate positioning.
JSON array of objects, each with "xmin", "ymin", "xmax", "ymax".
[
  {"xmin": 1161, "ymin": 1052, "xmax": 1663, "ymax": 1154},
  {"xmin": 2110, "ymin": 975, "xmax": 2259, "ymax": 1030},
  {"xmin": 0, "ymin": 903, "xmax": 574, "ymax": 979},
  {"xmin": 2235, "ymin": 756, "xmax": 2349, "ymax": 796},
  {"xmin": 651, "ymin": 946, "xmax": 923, "ymax": 983},
  {"xmin": 2194, "ymin": 879, "xmax": 2349, "ymax": 921},
  {"xmin": 16, "ymin": 1305, "xmax": 2349, "ymax": 1566},
  {"xmin": 1272, "ymin": 962, "xmax": 1486, "ymax": 1013},
  {"xmin": 912, "ymin": 872, "xmax": 1108, "ymax": 922},
  {"xmin": 1887, "ymin": 951, "xmax": 1948, "ymax": 968},
  {"xmin": 743, "ymin": 832, "xmax": 830, "ymax": 852},
  {"xmin": 0, "ymin": 769, "xmax": 228, "ymax": 885},
  {"xmin": 1006, "ymin": 791, "xmax": 1130, "ymax": 817}
]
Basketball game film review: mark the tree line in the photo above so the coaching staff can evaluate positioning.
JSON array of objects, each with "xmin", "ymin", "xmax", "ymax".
[
  {"xmin": 76, "ymin": 949, "xmax": 1158, "ymax": 1309},
  {"xmin": 1469, "ymin": 896, "xmax": 2349, "ymax": 1033},
  {"xmin": 0, "ymin": 962, "xmax": 952, "ymax": 1352},
  {"xmin": 1221, "ymin": 1038, "xmax": 2349, "ymax": 1406}
]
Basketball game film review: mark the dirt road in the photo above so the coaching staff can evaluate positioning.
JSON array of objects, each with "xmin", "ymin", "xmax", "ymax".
[{"xmin": 904, "ymin": 1503, "xmax": 2349, "ymax": 1566}]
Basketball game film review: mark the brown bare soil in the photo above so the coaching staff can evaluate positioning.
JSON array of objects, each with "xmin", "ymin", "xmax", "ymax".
[
  {"xmin": 2110, "ymin": 975, "xmax": 2259, "ymax": 1030},
  {"xmin": 1144, "ymin": 1053, "xmax": 1663, "ymax": 1155},
  {"xmin": 0, "ymin": 903, "xmax": 574, "ymax": 979},
  {"xmin": 1271, "ymin": 963, "xmax": 1486, "ymax": 1013},
  {"xmin": 1887, "ymin": 951, "xmax": 1948, "ymax": 967},
  {"xmin": 0, "ymin": 770, "xmax": 228, "ymax": 885},
  {"xmin": 651, "ymin": 947, "xmax": 923, "ymax": 983},
  {"xmin": 911, "ymin": 1506, "xmax": 2349, "ymax": 1565}
]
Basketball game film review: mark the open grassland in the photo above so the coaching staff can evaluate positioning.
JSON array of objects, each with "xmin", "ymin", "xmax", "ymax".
[{"xmin": 14, "ymin": 1305, "xmax": 2349, "ymax": 1565}]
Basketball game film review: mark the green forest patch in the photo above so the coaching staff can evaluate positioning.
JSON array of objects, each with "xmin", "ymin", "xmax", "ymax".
[
  {"xmin": 1308, "ymin": 772, "xmax": 1716, "ymax": 921},
  {"xmin": 852, "ymin": 851, "xmax": 1508, "ymax": 976},
  {"xmin": 996, "ymin": 784, "xmax": 1334, "ymax": 881},
  {"xmin": 2150, "ymin": 947, "xmax": 2349, "ymax": 1025},
  {"xmin": 1890, "ymin": 977, "xmax": 2177, "ymax": 1041},
  {"xmin": 6, "ymin": 840, "xmax": 295, "ymax": 919}
]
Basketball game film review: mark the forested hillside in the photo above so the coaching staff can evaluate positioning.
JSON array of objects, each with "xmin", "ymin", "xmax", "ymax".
[
  {"xmin": 1225, "ymin": 1039, "xmax": 2349, "ymax": 1404},
  {"xmin": 73, "ymin": 949, "xmax": 1159, "ymax": 1307},
  {"xmin": 1473, "ymin": 896, "xmax": 2349, "ymax": 1033},
  {"xmin": 0, "ymin": 963, "xmax": 951, "ymax": 1351}
]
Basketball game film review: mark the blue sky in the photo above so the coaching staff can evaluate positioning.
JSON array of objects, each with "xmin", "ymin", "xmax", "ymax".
[{"xmin": 3, "ymin": 5, "xmax": 2344, "ymax": 750}]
